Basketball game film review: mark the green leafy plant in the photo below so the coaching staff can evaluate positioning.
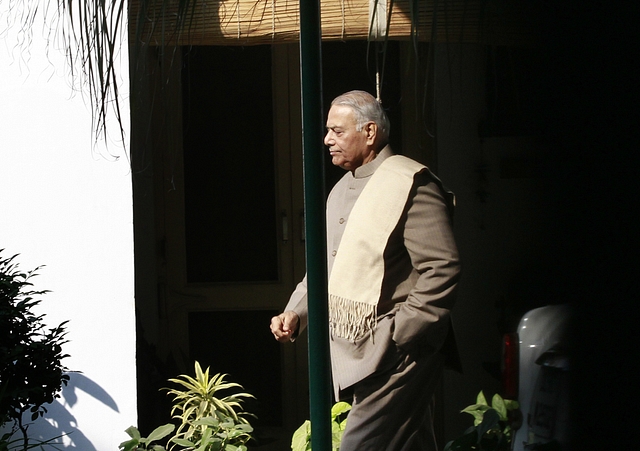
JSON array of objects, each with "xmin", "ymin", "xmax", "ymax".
[
  {"xmin": 0, "ymin": 251, "xmax": 70, "ymax": 450},
  {"xmin": 291, "ymin": 401, "xmax": 351, "ymax": 451},
  {"xmin": 118, "ymin": 424, "xmax": 175, "ymax": 451},
  {"xmin": 121, "ymin": 361, "xmax": 255, "ymax": 451},
  {"xmin": 164, "ymin": 361, "xmax": 255, "ymax": 451},
  {"xmin": 444, "ymin": 391, "xmax": 519, "ymax": 451}
]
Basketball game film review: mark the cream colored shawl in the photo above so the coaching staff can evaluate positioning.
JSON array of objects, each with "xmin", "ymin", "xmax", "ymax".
[{"xmin": 328, "ymin": 155, "xmax": 426, "ymax": 342}]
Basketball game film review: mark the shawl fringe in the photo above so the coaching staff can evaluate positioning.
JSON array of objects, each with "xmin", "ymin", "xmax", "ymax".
[{"xmin": 329, "ymin": 294, "xmax": 377, "ymax": 342}]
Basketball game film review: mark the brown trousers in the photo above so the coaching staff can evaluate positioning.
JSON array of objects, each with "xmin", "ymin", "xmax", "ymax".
[{"xmin": 339, "ymin": 350, "xmax": 445, "ymax": 451}]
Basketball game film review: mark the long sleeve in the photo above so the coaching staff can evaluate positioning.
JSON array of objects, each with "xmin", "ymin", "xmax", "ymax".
[
  {"xmin": 284, "ymin": 274, "xmax": 309, "ymax": 336},
  {"xmin": 391, "ymin": 172, "xmax": 461, "ymax": 352}
]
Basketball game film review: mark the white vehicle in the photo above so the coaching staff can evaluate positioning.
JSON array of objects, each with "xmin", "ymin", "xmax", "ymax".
[{"xmin": 510, "ymin": 304, "xmax": 572, "ymax": 451}]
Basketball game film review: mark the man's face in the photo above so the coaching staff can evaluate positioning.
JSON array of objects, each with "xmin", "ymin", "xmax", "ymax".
[{"xmin": 324, "ymin": 105, "xmax": 375, "ymax": 172}]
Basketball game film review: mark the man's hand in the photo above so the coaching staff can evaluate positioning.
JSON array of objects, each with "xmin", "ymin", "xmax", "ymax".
[{"xmin": 270, "ymin": 311, "xmax": 300, "ymax": 342}]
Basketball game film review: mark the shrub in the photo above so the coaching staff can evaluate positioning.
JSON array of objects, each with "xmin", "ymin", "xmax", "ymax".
[
  {"xmin": 120, "ymin": 361, "xmax": 255, "ymax": 451},
  {"xmin": 0, "ymin": 251, "xmax": 69, "ymax": 449},
  {"xmin": 444, "ymin": 391, "xmax": 519, "ymax": 451}
]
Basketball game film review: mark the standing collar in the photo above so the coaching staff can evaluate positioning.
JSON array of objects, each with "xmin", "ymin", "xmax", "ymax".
[{"xmin": 353, "ymin": 145, "xmax": 394, "ymax": 179}]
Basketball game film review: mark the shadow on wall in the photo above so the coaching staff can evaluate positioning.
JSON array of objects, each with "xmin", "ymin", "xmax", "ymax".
[{"xmin": 26, "ymin": 372, "xmax": 119, "ymax": 450}]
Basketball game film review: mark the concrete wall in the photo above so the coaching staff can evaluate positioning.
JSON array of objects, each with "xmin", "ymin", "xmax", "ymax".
[{"xmin": 0, "ymin": 6, "xmax": 136, "ymax": 449}]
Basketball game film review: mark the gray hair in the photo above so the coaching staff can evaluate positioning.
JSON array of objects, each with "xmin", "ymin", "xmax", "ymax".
[{"xmin": 331, "ymin": 90, "xmax": 390, "ymax": 146}]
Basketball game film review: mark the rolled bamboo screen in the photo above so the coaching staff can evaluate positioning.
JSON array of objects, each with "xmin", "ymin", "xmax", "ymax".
[{"xmin": 129, "ymin": 0, "xmax": 536, "ymax": 46}]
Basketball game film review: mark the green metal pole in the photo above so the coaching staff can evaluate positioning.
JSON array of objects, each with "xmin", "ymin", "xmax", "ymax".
[{"xmin": 299, "ymin": 0, "xmax": 332, "ymax": 449}]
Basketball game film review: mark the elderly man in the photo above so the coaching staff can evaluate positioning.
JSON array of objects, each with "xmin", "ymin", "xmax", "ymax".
[{"xmin": 271, "ymin": 90, "xmax": 461, "ymax": 450}]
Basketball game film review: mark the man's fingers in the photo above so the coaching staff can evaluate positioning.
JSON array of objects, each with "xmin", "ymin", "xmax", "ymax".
[
  {"xmin": 282, "ymin": 311, "xmax": 299, "ymax": 332},
  {"xmin": 270, "ymin": 315, "xmax": 289, "ymax": 342},
  {"xmin": 270, "ymin": 316, "xmax": 283, "ymax": 335},
  {"xmin": 270, "ymin": 312, "xmax": 298, "ymax": 342}
]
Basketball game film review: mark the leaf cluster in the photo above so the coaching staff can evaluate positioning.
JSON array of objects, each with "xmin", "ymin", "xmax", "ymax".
[
  {"xmin": 444, "ymin": 391, "xmax": 520, "ymax": 451},
  {"xmin": 119, "ymin": 361, "xmax": 255, "ymax": 451},
  {"xmin": 0, "ymin": 251, "xmax": 70, "ymax": 439},
  {"xmin": 291, "ymin": 401, "xmax": 351, "ymax": 451},
  {"xmin": 164, "ymin": 361, "xmax": 254, "ymax": 450}
]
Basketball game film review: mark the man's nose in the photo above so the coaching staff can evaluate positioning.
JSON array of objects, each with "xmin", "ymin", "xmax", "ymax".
[{"xmin": 324, "ymin": 131, "xmax": 332, "ymax": 146}]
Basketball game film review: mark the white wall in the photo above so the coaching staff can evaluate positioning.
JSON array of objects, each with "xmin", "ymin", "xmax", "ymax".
[{"xmin": 0, "ymin": 5, "xmax": 136, "ymax": 450}]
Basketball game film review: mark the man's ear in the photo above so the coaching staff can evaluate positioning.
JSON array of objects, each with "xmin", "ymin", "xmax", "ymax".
[{"xmin": 364, "ymin": 121, "xmax": 378, "ymax": 144}]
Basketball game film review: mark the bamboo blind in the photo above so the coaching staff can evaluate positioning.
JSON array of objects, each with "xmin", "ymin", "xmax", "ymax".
[{"xmin": 129, "ymin": 0, "xmax": 537, "ymax": 46}]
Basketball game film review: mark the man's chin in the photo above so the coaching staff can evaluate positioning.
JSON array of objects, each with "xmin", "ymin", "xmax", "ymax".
[{"xmin": 331, "ymin": 157, "xmax": 346, "ymax": 168}]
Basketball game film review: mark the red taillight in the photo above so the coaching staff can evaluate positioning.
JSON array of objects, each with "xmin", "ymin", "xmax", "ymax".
[{"xmin": 501, "ymin": 332, "xmax": 519, "ymax": 400}]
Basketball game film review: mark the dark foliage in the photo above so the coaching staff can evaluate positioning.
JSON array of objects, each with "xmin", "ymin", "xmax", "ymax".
[{"xmin": 0, "ymin": 251, "xmax": 69, "ymax": 440}]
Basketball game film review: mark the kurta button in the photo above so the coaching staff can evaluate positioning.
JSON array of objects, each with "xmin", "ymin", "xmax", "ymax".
[
  {"xmin": 332, "ymin": 250, "xmax": 337, "ymax": 257},
  {"xmin": 339, "ymin": 218, "xmax": 345, "ymax": 224}
]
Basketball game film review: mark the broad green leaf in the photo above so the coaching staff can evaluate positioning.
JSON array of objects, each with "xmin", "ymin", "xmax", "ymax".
[
  {"xmin": 171, "ymin": 438, "xmax": 197, "ymax": 446},
  {"xmin": 124, "ymin": 426, "xmax": 142, "ymax": 440},
  {"xmin": 236, "ymin": 423, "xmax": 253, "ymax": 433},
  {"xmin": 461, "ymin": 403, "xmax": 489, "ymax": 426},
  {"xmin": 291, "ymin": 420, "xmax": 311, "ymax": 451},
  {"xmin": 331, "ymin": 401, "xmax": 352, "ymax": 419},
  {"xmin": 332, "ymin": 426, "xmax": 345, "ymax": 450},
  {"xmin": 491, "ymin": 394, "xmax": 508, "ymax": 421},
  {"xmin": 461, "ymin": 403, "xmax": 490, "ymax": 413},
  {"xmin": 476, "ymin": 391, "xmax": 488, "ymax": 406},
  {"xmin": 195, "ymin": 416, "xmax": 221, "ymax": 427},
  {"xmin": 118, "ymin": 438, "xmax": 138, "ymax": 451},
  {"xmin": 147, "ymin": 423, "xmax": 175, "ymax": 442}
]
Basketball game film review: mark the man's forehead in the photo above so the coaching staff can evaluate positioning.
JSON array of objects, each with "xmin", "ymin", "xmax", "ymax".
[{"xmin": 326, "ymin": 105, "xmax": 356, "ymax": 127}]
